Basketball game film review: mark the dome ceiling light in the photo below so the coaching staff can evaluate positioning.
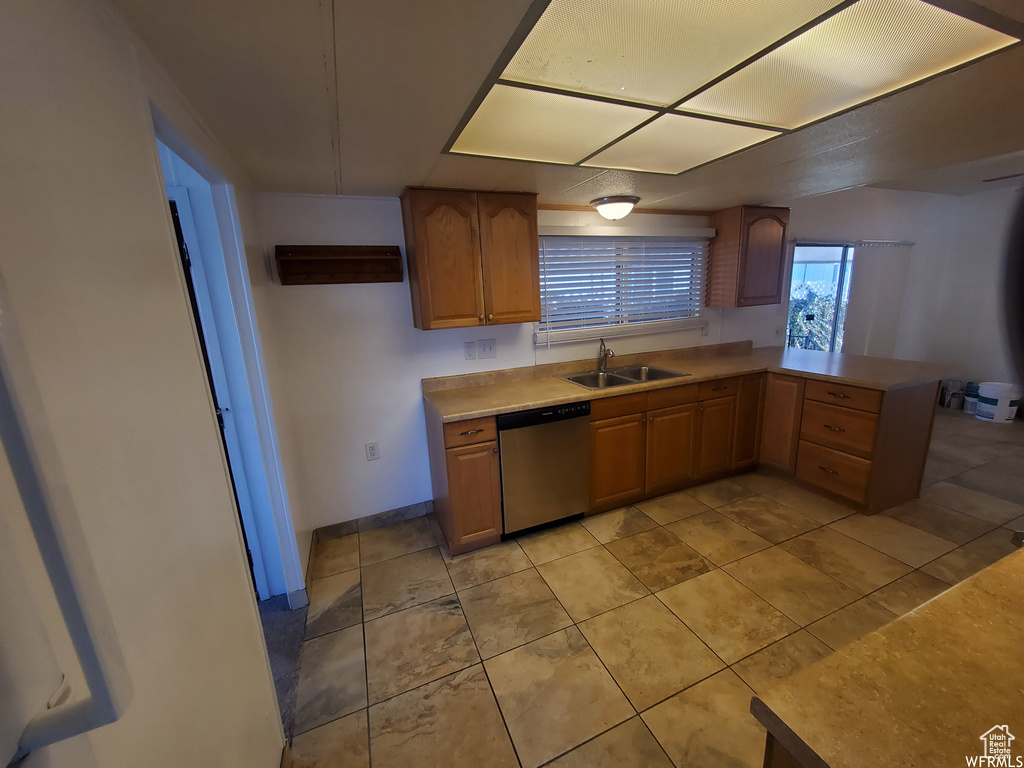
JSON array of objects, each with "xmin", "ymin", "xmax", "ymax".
[{"xmin": 591, "ymin": 196, "xmax": 641, "ymax": 220}]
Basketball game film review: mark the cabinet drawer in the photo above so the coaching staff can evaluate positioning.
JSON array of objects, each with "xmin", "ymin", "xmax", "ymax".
[
  {"xmin": 804, "ymin": 379, "xmax": 883, "ymax": 413},
  {"xmin": 648, "ymin": 383, "xmax": 699, "ymax": 410},
  {"xmin": 591, "ymin": 392, "xmax": 648, "ymax": 420},
  {"xmin": 443, "ymin": 416, "xmax": 497, "ymax": 447},
  {"xmin": 699, "ymin": 377, "xmax": 738, "ymax": 400},
  {"xmin": 796, "ymin": 440, "xmax": 871, "ymax": 503},
  {"xmin": 800, "ymin": 400, "xmax": 878, "ymax": 459}
]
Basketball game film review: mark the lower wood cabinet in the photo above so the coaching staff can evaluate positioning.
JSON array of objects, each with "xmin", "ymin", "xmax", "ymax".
[
  {"xmin": 590, "ymin": 412, "xmax": 647, "ymax": 508},
  {"xmin": 733, "ymin": 373, "xmax": 766, "ymax": 468},
  {"xmin": 695, "ymin": 396, "xmax": 736, "ymax": 477},
  {"xmin": 646, "ymin": 403, "xmax": 698, "ymax": 493},
  {"xmin": 761, "ymin": 373, "xmax": 805, "ymax": 472}
]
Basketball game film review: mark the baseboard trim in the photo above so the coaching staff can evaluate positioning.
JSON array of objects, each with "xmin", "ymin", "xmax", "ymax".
[{"xmin": 286, "ymin": 588, "xmax": 308, "ymax": 610}]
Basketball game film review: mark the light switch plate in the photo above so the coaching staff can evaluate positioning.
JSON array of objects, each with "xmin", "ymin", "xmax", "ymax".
[{"xmin": 478, "ymin": 338, "xmax": 496, "ymax": 359}]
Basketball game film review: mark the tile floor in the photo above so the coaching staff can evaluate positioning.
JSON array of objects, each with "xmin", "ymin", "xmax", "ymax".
[{"xmin": 285, "ymin": 409, "xmax": 1024, "ymax": 768}]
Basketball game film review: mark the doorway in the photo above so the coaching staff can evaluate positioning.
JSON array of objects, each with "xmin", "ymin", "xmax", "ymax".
[{"xmin": 786, "ymin": 244, "xmax": 854, "ymax": 353}]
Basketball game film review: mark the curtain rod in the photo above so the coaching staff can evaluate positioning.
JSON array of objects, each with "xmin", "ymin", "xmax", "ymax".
[{"xmin": 790, "ymin": 239, "xmax": 915, "ymax": 247}]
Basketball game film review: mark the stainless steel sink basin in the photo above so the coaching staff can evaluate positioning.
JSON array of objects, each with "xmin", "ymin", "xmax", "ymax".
[
  {"xmin": 610, "ymin": 365, "xmax": 691, "ymax": 382},
  {"xmin": 564, "ymin": 371, "xmax": 635, "ymax": 389}
]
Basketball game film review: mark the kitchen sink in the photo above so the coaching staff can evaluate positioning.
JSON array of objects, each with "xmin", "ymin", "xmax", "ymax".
[
  {"xmin": 562, "ymin": 365, "xmax": 690, "ymax": 390},
  {"xmin": 610, "ymin": 365, "xmax": 691, "ymax": 382},
  {"xmin": 564, "ymin": 371, "xmax": 635, "ymax": 389}
]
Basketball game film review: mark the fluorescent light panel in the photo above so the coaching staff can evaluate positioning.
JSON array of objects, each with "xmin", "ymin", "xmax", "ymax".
[
  {"xmin": 682, "ymin": 0, "xmax": 1018, "ymax": 129},
  {"xmin": 501, "ymin": 0, "xmax": 845, "ymax": 107},
  {"xmin": 585, "ymin": 114, "xmax": 780, "ymax": 174},
  {"xmin": 450, "ymin": 84, "xmax": 654, "ymax": 165}
]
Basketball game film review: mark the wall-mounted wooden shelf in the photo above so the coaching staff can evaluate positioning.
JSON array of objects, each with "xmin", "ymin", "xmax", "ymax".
[{"xmin": 274, "ymin": 245, "xmax": 403, "ymax": 285}]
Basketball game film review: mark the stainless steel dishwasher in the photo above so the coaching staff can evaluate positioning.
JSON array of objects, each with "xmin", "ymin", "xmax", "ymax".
[{"xmin": 497, "ymin": 401, "xmax": 590, "ymax": 535}]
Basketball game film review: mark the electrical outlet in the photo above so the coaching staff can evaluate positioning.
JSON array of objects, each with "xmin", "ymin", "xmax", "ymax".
[
  {"xmin": 364, "ymin": 442, "xmax": 381, "ymax": 461},
  {"xmin": 478, "ymin": 338, "xmax": 496, "ymax": 359},
  {"xmin": 464, "ymin": 341, "xmax": 477, "ymax": 360}
]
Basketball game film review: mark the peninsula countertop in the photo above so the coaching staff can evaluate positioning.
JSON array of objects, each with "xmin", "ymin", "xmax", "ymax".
[
  {"xmin": 751, "ymin": 547, "xmax": 1024, "ymax": 768},
  {"xmin": 423, "ymin": 344, "xmax": 952, "ymax": 423}
]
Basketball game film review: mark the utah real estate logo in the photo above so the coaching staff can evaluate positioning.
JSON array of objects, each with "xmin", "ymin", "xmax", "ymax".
[{"xmin": 967, "ymin": 726, "xmax": 1022, "ymax": 767}]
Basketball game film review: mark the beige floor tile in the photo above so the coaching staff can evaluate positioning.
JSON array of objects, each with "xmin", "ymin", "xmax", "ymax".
[
  {"xmin": 731, "ymin": 631, "xmax": 832, "ymax": 694},
  {"xmin": 922, "ymin": 454, "xmax": 973, "ymax": 483},
  {"xmin": 443, "ymin": 539, "xmax": 533, "ymax": 591},
  {"xmin": 973, "ymin": 452, "xmax": 1024, "ymax": 480},
  {"xmin": 920, "ymin": 481, "xmax": 1024, "ymax": 524},
  {"xmin": 869, "ymin": 570, "xmax": 951, "ymax": 615},
  {"xmin": 359, "ymin": 518, "xmax": 436, "ymax": 566},
  {"xmin": 829, "ymin": 514, "xmax": 956, "ymax": 568},
  {"xmin": 1009, "ymin": 514, "xmax": 1024, "ymax": 529},
  {"xmin": 882, "ymin": 498, "xmax": 996, "ymax": 545},
  {"xmin": 763, "ymin": 484, "xmax": 853, "ymax": 525},
  {"xmin": 950, "ymin": 468, "xmax": 1024, "ymax": 506},
  {"xmin": 538, "ymin": 547, "xmax": 649, "ymax": 622},
  {"xmin": 364, "ymin": 595, "xmax": 479, "ymax": 705},
  {"xmin": 368, "ymin": 665, "xmax": 518, "ymax": 768},
  {"xmin": 485, "ymin": 627, "xmax": 634, "ymax": 768},
  {"xmin": 718, "ymin": 496, "xmax": 820, "ymax": 543},
  {"xmin": 290, "ymin": 710, "xmax": 368, "ymax": 768},
  {"xmin": 732, "ymin": 471, "xmax": 788, "ymax": 494},
  {"xmin": 806, "ymin": 598, "xmax": 896, "ymax": 650},
  {"xmin": 518, "ymin": 522, "xmax": 600, "ymax": 565},
  {"xmin": 459, "ymin": 569, "xmax": 572, "ymax": 658},
  {"xmin": 293, "ymin": 625, "xmax": 367, "ymax": 735},
  {"xmin": 642, "ymin": 670, "xmax": 766, "ymax": 768},
  {"xmin": 578, "ymin": 596, "xmax": 724, "ymax": 711},
  {"xmin": 425, "ymin": 514, "xmax": 447, "ymax": 548},
  {"xmin": 546, "ymin": 717, "xmax": 673, "ymax": 768},
  {"xmin": 779, "ymin": 527, "xmax": 911, "ymax": 595},
  {"xmin": 582, "ymin": 506, "xmax": 658, "ymax": 543},
  {"xmin": 305, "ymin": 569, "xmax": 362, "ymax": 639},
  {"xmin": 686, "ymin": 478, "xmax": 757, "ymax": 508},
  {"xmin": 605, "ymin": 527, "xmax": 713, "ymax": 591},
  {"xmin": 361, "ymin": 547, "xmax": 454, "ymax": 621},
  {"xmin": 657, "ymin": 570, "xmax": 796, "ymax": 663},
  {"xmin": 724, "ymin": 547, "xmax": 859, "ymax": 626},
  {"xmin": 667, "ymin": 511, "xmax": 771, "ymax": 566},
  {"xmin": 636, "ymin": 490, "xmax": 714, "ymax": 525},
  {"xmin": 919, "ymin": 527, "xmax": 1019, "ymax": 584},
  {"xmin": 928, "ymin": 433, "xmax": 1013, "ymax": 468},
  {"xmin": 312, "ymin": 534, "xmax": 359, "ymax": 580}
]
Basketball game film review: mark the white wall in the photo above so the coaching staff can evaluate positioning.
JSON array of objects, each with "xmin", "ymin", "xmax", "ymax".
[
  {"xmin": 787, "ymin": 185, "xmax": 1020, "ymax": 383},
  {"xmin": 0, "ymin": 0, "xmax": 282, "ymax": 765},
  {"xmin": 255, "ymin": 194, "xmax": 787, "ymax": 531}
]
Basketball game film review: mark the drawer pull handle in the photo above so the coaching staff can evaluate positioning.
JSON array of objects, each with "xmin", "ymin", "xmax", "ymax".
[
  {"xmin": 712, "ymin": 386, "xmax": 727, "ymax": 392},
  {"xmin": 827, "ymin": 391, "xmax": 851, "ymax": 399},
  {"xmin": 818, "ymin": 465, "xmax": 840, "ymax": 475},
  {"xmin": 459, "ymin": 428, "xmax": 485, "ymax": 436},
  {"xmin": 823, "ymin": 424, "xmax": 846, "ymax": 433}
]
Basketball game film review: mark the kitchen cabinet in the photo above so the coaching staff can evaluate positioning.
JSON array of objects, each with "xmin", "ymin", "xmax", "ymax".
[
  {"xmin": 695, "ymin": 394, "xmax": 736, "ymax": 477},
  {"xmin": 401, "ymin": 187, "xmax": 539, "ymax": 330},
  {"xmin": 645, "ymin": 404, "xmax": 699, "ymax": 493},
  {"xmin": 590, "ymin": 412, "xmax": 647, "ymax": 509},
  {"xmin": 733, "ymin": 373, "xmax": 766, "ymax": 468},
  {"xmin": 424, "ymin": 411, "xmax": 502, "ymax": 555},
  {"xmin": 707, "ymin": 205, "xmax": 790, "ymax": 307},
  {"xmin": 760, "ymin": 373, "xmax": 805, "ymax": 472}
]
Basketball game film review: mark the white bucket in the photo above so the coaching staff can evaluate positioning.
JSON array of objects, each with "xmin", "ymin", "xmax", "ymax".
[{"xmin": 975, "ymin": 382, "xmax": 1022, "ymax": 423}]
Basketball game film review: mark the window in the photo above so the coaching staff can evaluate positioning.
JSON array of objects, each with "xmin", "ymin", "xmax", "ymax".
[
  {"xmin": 535, "ymin": 235, "xmax": 707, "ymax": 345},
  {"xmin": 785, "ymin": 244, "xmax": 854, "ymax": 352}
]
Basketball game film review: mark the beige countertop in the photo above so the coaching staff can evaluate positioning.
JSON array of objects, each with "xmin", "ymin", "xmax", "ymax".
[
  {"xmin": 423, "ymin": 345, "xmax": 951, "ymax": 423},
  {"xmin": 751, "ymin": 548, "xmax": 1024, "ymax": 768}
]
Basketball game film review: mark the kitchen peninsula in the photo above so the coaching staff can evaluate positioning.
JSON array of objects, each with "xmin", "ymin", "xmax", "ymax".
[{"xmin": 423, "ymin": 343, "xmax": 950, "ymax": 555}]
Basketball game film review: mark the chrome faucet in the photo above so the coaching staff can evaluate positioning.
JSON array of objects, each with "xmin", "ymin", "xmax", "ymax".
[{"xmin": 598, "ymin": 338, "xmax": 616, "ymax": 371}]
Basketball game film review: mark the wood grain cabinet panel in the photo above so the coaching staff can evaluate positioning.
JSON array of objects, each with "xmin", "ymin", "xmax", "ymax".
[
  {"xmin": 695, "ymin": 396, "xmax": 736, "ymax": 478},
  {"xmin": 445, "ymin": 440, "xmax": 503, "ymax": 552},
  {"xmin": 795, "ymin": 440, "xmax": 871, "ymax": 504},
  {"xmin": 708, "ymin": 205, "xmax": 790, "ymax": 307},
  {"xmin": 402, "ymin": 187, "xmax": 539, "ymax": 330},
  {"xmin": 800, "ymin": 400, "xmax": 877, "ymax": 459},
  {"xmin": 733, "ymin": 373, "xmax": 766, "ymax": 469},
  {"xmin": 646, "ymin": 404, "xmax": 698, "ymax": 493},
  {"xmin": 760, "ymin": 373, "xmax": 805, "ymax": 472},
  {"xmin": 590, "ymin": 413, "xmax": 646, "ymax": 509}
]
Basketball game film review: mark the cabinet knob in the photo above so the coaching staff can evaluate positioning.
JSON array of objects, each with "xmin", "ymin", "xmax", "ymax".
[
  {"xmin": 479, "ymin": 314, "xmax": 484, "ymax": 322},
  {"xmin": 492, "ymin": 447, "xmax": 498, "ymax": 454},
  {"xmin": 487, "ymin": 313, "xmax": 493, "ymax": 321}
]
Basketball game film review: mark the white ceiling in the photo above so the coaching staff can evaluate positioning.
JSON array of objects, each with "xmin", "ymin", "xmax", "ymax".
[{"xmin": 110, "ymin": 0, "xmax": 1024, "ymax": 208}]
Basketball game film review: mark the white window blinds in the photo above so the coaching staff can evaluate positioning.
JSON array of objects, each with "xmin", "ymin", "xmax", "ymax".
[{"xmin": 536, "ymin": 235, "xmax": 707, "ymax": 345}]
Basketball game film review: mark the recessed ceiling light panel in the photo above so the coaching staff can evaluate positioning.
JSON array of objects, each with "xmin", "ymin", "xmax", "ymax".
[
  {"xmin": 450, "ymin": 84, "xmax": 655, "ymax": 165},
  {"xmin": 584, "ymin": 114, "xmax": 780, "ymax": 174},
  {"xmin": 680, "ymin": 0, "xmax": 1018, "ymax": 129},
  {"xmin": 501, "ymin": 0, "xmax": 845, "ymax": 107}
]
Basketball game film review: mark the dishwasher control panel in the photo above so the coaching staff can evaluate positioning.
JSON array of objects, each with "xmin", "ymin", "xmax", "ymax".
[{"xmin": 497, "ymin": 401, "xmax": 591, "ymax": 431}]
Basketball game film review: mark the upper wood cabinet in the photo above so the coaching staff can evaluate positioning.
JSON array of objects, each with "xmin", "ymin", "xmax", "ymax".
[
  {"xmin": 401, "ymin": 187, "xmax": 540, "ymax": 330},
  {"xmin": 708, "ymin": 205, "xmax": 791, "ymax": 308}
]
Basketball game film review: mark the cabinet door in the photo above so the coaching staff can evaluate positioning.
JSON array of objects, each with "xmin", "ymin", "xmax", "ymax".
[
  {"xmin": 733, "ymin": 373, "xmax": 766, "ymax": 468},
  {"xmin": 402, "ymin": 189, "xmax": 484, "ymax": 330},
  {"xmin": 760, "ymin": 373, "xmax": 805, "ymax": 472},
  {"xmin": 646, "ymin": 404, "xmax": 698, "ymax": 493},
  {"xmin": 478, "ymin": 192, "xmax": 540, "ymax": 325},
  {"xmin": 590, "ymin": 413, "xmax": 646, "ymax": 509},
  {"xmin": 696, "ymin": 396, "xmax": 736, "ymax": 478},
  {"xmin": 445, "ymin": 440, "xmax": 502, "ymax": 553},
  {"xmin": 738, "ymin": 207, "xmax": 789, "ymax": 306}
]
